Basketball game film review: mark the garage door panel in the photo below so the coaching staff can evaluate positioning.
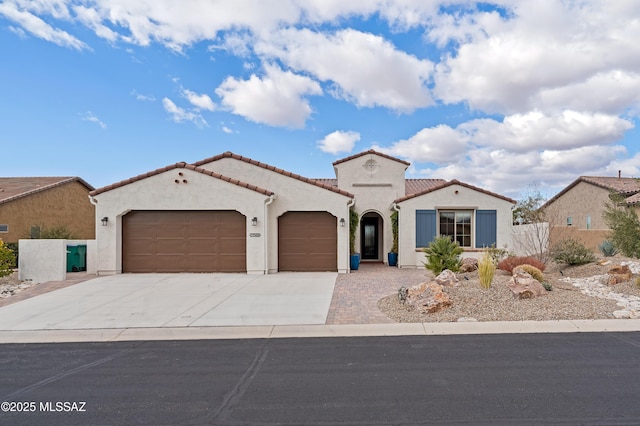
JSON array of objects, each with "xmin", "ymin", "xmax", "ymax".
[
  {"xmin": 278, "ymin": 211, "xmax": 337, "ymax": 272},
  {"xmin": 123, "ymin": 210, "xmax": 246, "ymax": 273}
]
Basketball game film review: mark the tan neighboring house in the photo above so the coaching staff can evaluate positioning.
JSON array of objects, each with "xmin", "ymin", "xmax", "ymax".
[
  {"xmin": 542, "ymin": 174, "xmax": 640, "ymax": 250},
  {"xmin": 0, "ymin": 177, "xmax": 95, "ymax": 243},
  {"xmin": 89, "ymin": 150, "xmax": 516, "ymax": 275}
]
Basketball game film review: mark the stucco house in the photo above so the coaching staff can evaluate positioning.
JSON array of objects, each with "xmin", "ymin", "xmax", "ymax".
[
  {"xmin": 0, "ymin": 177, "xmax": 95, "ymax": 243},
  {"xmin": 542, "ymin": 174, "xmax": 640, "ymax": 250},
  {"xmin": 89, "ymin": 150, "xmax": 515, "ymax": 275}
]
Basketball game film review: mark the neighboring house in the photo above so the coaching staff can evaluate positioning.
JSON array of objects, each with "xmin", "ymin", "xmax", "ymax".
[
  {"xmin": 0, "ymin": 177, "xmax": 95, "ymax": 244},
  {"xmin": 542, "ymin": 174, "xmax": 640, "ymax": 250},
  {"xmin": 89, "ymin": 150, "xmax": 515, "ymax": 275}
]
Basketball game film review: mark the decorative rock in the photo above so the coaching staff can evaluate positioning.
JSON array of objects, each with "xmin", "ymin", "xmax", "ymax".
[
  {"xmin": 457, "ymin": 317, "xmax": 478, "ymax": 322},
  {"xmin": 597, "ymin": 259, "xmax": 611, "ymax": 266},
  {"xmin": 406, "ymin": 281, "xmax": 452, "ymax": 314},
  {"xmin": 460, "ymin": 258, "xmax": 478, "ymax": 273},
  {"xmin": 507, "ymin": 269, "xmax": 547, "ymax": 299},
  {"xmin": 607, "ymin": 264, "xmax": 632, "ymax": 285},
  {"xmin": 613, "ymin": 310, "xmax": 633, "ymax": 319},
  {"xmin": 434, "ymin": 269, "xmax": 459, "ymax": 287}
]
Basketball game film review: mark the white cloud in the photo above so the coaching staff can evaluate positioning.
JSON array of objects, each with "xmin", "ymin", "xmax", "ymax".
[
  {"xmin": 131, "ymin": 90, "xmax": 155, "ymax": 101},
  {"xmin": 373, "ymin": 125, "xmax": 469, "ymax": 163},
  {"xmin": 80, "ymin": 111, "xmax": 107, "ymax": 129},
  {"xmin": 318, "ymin": 130, "xmax": 360, "ymax": 154},
  {"xmin": 215, "ymin": 64, "xmax": 322, "ymax": 128},
  {"xmin": 256, "ymin": 28, "xmax": 433, "ymax": 112},
  {"xmin": 181, "ymin": 89, "xmax": 216, "ymax": 111},
  {"xmin": 162, "ymin": 97, "xmax": 208, "ymax": 127},
  {"xmin": 0, "ymin": 0, "xmax": 88, "ymax": 50}
]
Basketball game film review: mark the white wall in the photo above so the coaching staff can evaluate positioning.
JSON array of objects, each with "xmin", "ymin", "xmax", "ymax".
[
  {"xmin": 92, "ymin": 167, "xmax": 272, "ymax": 275},
  {"xmin": 198, "ymin": 157, "xmax": 352, "ymax": 273},
  {"xmin": 18, "ymin": 239, "xmax": 95, "ymax": 282},
  {"xmin": 333, "ymin": 153, "xmax": 407, "ymax": 261},
  {"xmin": 397, "ymin": 183, "xmax": 515, "ymax": 268}
]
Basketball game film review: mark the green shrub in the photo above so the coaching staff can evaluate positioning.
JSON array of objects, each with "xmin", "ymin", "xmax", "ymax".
[
  {"xmin": 41, "ymin": 225, "xmax": 75, "ymax": 239},
  {"xmin": 497, "ymin": 256, "xmax": 546, "ymax": 273},
  {"xmin": 0, "ymin": 240, "xmax": 16, "ymax": 278},
  {"xmin": 513, "ymin": 264, "xmax": 545, "ymax": 283},
  {"xmin": 390, "ymin": 210, "xmax": 398, "ymax": 253},
  {"xmin": 542, "ymin": 281, "xmax": 553, "ymax": 291},
  {"xmin": 349, "ymin": 209, "xmax": 359, "ymax": 255},
  {"xmin": 5, "ymin": 242, "xmax": 18, "ymax": 269},
  {"xmin": 422, "ymin": 236, "xmax": 463, "ymax": 275},
  {"xmin": 551, "ymin": 238, "xmax": 596, "ymax": 266},
  {"xmin": 598, "ymin": 240, "xmax": 619, "ymax": 257},
  {"xmin": 478, "ymin": 251, "xmax": 496, "ymax": 289},
  {"xmin": 485, "ymin": 244, "xmax": 513, "ymax": 265},
  {"xmin": 603, "ymin": 193, "xmax": 640, "ymax": 258}
]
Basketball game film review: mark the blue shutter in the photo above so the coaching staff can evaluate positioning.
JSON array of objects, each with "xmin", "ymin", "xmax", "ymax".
[
  {"xmin": 476, "ymin": 210, "xmax": 497, "ymax": 248},
  {"xmin": 416, "ymin": 210, "xmax": 436, "ymax": 247}
]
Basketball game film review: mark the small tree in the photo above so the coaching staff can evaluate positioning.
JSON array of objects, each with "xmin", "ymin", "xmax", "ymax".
[
  {"xmin": 0, "ymin": 240, "xmax": 16, "ymax": 278},
  {"xmin": 390, "ymin": 210, "xmax": 398, "ymax": 254},
  {"xmin": 349, "ymin": 209, "xmax": 359, "ymax": 255},
  {"xmin": 512, "ymin": 183, "xmax": 552, "ymax": 263},
  {"xmin": 422, "ymin": 235, "xmax": 463, "ymax": 275},
  {"xmin": 603, "ymin": 192, "xmax": 640, "ymax": 258}
]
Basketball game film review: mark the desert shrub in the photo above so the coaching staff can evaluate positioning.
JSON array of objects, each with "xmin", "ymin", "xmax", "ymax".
[
  {"xmin": 513, "ymin": 264, "xmax": 545, "ymax": 283},
  {"xmin": 0, "ymin": 240, "xmax": 16, "ymax": 278},
  {"xmin": 603, "ymin": 193, "xmax": 640, "ymax": 258},
  {"xmin": 542, "ymin": 281, "xmax": 553, "ymax": 291},
  {"xmin": 41, "ymin": 225, "xmax": 75, "ymax": 239},
  {"xmin": 497, "ymin": 256, "xmax": 546, "ymax": 274},
  {"xmin": 5, "ymin": 242, "xmax": 18, "ymax": 268},
  {"xmin": 598, "ymin": 240, "xmax": 619, "ymax": 257},
  {"xmin": 485, "ymin": 244, "xmax": 513, "ymax": 265},
  {"xmin": 551, "ymin": 238, "xmax": 596, "ymax": 266},
  {"xmin": 422, "ymin": 236, "xmax": 463, "ymax": 275},
  {"xmin": 478, "ymin": 251, "xmax": 496, "ymax": 289}
]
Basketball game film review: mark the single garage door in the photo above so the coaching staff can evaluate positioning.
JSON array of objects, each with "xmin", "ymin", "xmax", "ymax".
[
  {"xmin": 278, "ymin": 211, "xmax": 337, "ymax": 272},
  {"xmin": 123, "ymin": 210, "xmax": 246, "ymax": 273}
]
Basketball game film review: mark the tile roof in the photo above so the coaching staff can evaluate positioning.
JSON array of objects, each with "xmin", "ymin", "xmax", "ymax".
[
  {"xmin": 192, "ymin": 152, "xmax": 354, "ymax": 198},
  {"xmin": 310, "ymin": 178, "xmax": 446, "ymax": 197},
  {"xmin": 543, "ymin": 176, "xmax": 640, "ymax": 208},
  {"xmin": 89, "ymin": 163, "xmax": 275, "ymax": 197},
  {"xmin": 332, "ymin": 149, "xmax": 410, "ymax": 167},
  {"xmin": 0, "ymin": 177, "xmax": 94, "ymax": 206},
  {"xmin": 394, "ymin": 179, "xmax": 517, "ymax": 204}
]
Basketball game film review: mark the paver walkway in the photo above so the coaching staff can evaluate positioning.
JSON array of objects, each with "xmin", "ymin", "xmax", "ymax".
[{"xmin": 326, "ymin": 263, "xmax": 429, "ymax": 324}]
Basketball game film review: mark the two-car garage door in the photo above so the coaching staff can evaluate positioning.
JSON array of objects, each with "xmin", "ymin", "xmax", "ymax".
[{"xmin": 123, "ymin": 211, "xmax": 246, "ymax": 273}]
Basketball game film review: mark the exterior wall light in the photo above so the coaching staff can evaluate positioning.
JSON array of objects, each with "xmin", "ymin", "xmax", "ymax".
[
  {"xmin": 251, "ymin": 217, "xmax": 258, "ymax": 226},
  {"xmin": 339, "ymin": 218, "xmax": 346, "ymax": 227},
  {"xmin": 101, "ymin": 217, "xmax": 109, "ymax": 226}
]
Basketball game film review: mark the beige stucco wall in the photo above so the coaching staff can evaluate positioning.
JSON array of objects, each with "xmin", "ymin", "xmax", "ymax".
[
  {"xmin": 185, "ymin": 158, "xmax": 352, "ymax": 273},
  {"xmin": 396, "ymin": 184, "xmax": 515, "ymax": 268},
  {"xmin": 0, "ymin": 181, "xmax": 95, "ymax": 243},
  {"xmin": 92, "ymin": 168, "xmax": 273, "ymax": 275},
  {"xmin": 545, "ymin": 181, "xmax": 611, "ymax": 229},
  {"xmin": 333, "ymin": 153, "xmax": 407, "ymax": 261}
]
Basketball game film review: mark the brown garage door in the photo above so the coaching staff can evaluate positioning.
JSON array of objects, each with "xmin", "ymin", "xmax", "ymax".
[
  {"xmin": 123, "ymin": 211, "xmax": 246, "ymax": 273},
  {"xmin": 278, "ymin": 211, "xmax": 337, "ymax": 272}
]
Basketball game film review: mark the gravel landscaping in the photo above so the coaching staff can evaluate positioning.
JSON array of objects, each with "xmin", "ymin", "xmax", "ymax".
[
  {"xmin": 378, "ymin": 256, "xmax": 640, "ymax": 323},
  {"xmin": 0, "ymin": 271, "xmax": 38, "ymax": 299}
]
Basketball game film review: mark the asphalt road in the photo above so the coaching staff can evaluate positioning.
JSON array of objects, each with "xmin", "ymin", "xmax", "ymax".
[{"xmin": 1, "ymin": 332, "xmax": 639, "ymax": 425}]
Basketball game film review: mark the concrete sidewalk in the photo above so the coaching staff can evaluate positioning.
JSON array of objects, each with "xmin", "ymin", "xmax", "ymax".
[{"xmin": 1, "ymin": 319, "xmax": 639, "ymax": 343}]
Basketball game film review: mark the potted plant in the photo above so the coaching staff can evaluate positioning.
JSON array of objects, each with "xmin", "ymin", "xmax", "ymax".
[
  {"xmin": 349, "ymin": 208, "xmax": 360, "ymax": 270},
  {"xmin": 388, "ymin": 210, "xmax": 398, "ymax": 266}
]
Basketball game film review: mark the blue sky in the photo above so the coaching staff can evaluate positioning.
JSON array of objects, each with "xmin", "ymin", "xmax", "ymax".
[{"xmin": 1, "ymin": 0, "xmax": 639, "ymax": 200}]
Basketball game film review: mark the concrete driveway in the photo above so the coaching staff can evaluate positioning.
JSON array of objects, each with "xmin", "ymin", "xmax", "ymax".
[{"xmin": 0, "ymin": 273, "xmax": 337, "ymax": 330}]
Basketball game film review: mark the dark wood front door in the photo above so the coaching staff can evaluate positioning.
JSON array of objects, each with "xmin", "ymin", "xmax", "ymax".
[{"xmin": 361, "ymin": 217, "xmax": 379, "ymax": 260}]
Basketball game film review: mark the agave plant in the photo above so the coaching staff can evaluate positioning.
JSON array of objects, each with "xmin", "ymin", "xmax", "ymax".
[{"xmin": 598, "ymin": 240, "xmax": 619, "ymax": 257}]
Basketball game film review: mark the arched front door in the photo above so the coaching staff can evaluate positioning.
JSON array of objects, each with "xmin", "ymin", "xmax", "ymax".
[{"xmin": 360, "ymin": 212, "xmax": 383, "ymax": 261}]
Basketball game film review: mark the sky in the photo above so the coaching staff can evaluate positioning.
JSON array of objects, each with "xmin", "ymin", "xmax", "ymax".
[{"xmin": 1, "ymin": 0, "xmax": 640, "ymax": 201}]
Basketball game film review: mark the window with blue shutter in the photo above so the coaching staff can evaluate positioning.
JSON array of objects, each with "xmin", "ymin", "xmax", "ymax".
[
  {"xmin": 476, "ymin": 210, "xmax": 497, "ymax": 248},
  {"xmin": 416, "ymin": 210, "xmax": 436, "ymax": 247}
]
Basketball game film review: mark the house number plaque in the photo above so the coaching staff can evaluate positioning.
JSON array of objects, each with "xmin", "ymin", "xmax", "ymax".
[{"xmin": 249, "ymin": 233, "xmax": 261, "ymax": 237}]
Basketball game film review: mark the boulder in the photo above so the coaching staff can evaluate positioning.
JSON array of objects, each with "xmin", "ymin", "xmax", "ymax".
[
  {"xmin": 460, "ymin": 258, "xmax": 478, "ymax": 273},
  {"xmin": 434, "ymin": 269, "xmax": 459, "ymax": 287},
  {"xmin": 607, "ymin": 265, "xmax": 632, "ymax": 285},
  {"xmin": 507, "ymin": 269, "xmax": 547, "ymax": 299},
  {"xmin": 406, "ymin": 281, "xmax": 452, "ymax": 314}
]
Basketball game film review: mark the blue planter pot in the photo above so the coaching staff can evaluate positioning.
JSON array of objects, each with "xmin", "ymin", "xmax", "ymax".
[
  {"xmin": 350, "ymin": 254, "xmax": 360, "ymax": 270},
  {"xmin": 388, "ymin": 252, "xmax": 398, "ymax": 266}
]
